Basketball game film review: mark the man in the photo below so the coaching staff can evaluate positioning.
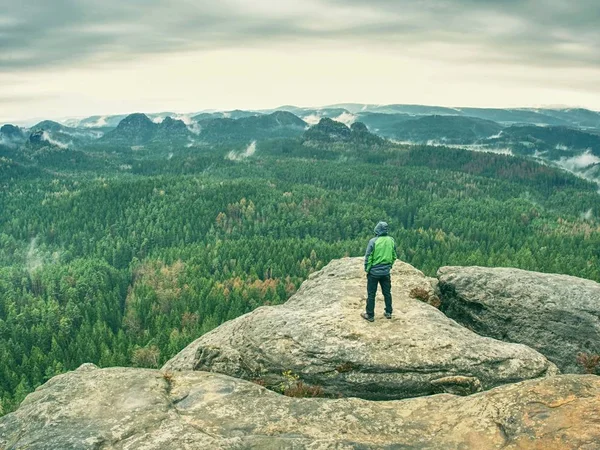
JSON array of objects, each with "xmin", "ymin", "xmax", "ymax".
[{"xmin": 362, "ymin": 221, "xmax": 397, "ymax": 322}]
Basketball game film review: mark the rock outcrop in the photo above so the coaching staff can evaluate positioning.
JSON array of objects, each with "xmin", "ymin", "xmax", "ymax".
[
  {"xmin": 438, "ymin": 266, "xmax": 600, "ymax": 373},
  {"xmin": 303, "ymin": 118, "xmax": 384, "ymax": 145},
  {"xmin": 164, "ymin": 258, "xmax": 557, "ymax": 399},
  {"xmin": 101, "ymin": 113, "xmax": 160, "ymax": 145},
  {"xmin": 155, "ymin": 116, "xmax": 190, "ymax": 139},
  {"xmin": 1, "ymin": 364, "xmax": 599, "ymax": 449},
  {"xmin": 303, "ymin": 117, "xmax": 353, "ymax": 142},
  {"xmin": 0, "ymin": 124, "xmax": 26, "ymax": 144},
  {"xmin": 28, "ymin": 130, "xmax": 46, "ymax": 146}
]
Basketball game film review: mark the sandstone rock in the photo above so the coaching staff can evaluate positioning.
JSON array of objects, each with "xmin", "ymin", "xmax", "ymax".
[
  {"xmin": 1, "ymin": 365, "xmax": 599, "ymax": 449},
  {"xmin": 164, "ymin": 258, "xmax": 558, "ymax": 399},
  {"xmin": 438, "ymin": 266, "xmax": 600, "ymax": 373}
]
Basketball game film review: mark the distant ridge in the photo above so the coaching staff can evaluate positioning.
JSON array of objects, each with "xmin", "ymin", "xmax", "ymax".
[
  {"xmin": 101, "ymin": 113, "xmax": 192, "ymax": 145},
  {"xmin": 363, "ymin": 115, "xmax": 503, "ymax": 143},
  {"xmin": 194, "ymin": 111, "xmax": 307, "ymax": 142},
  {"xmin": 3, "ymin": 103, "xmax": 600, "ymax": 182}
]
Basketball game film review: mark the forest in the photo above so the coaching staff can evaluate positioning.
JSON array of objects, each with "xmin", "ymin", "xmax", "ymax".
[{"xmin": 1, "ymin": 133, "xmax": 600, "ymax": 416}]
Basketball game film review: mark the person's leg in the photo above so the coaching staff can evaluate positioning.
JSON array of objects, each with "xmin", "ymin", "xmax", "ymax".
[
  {"xmin": 381, "ymin": 274, "xmax": 392, "ymax": 315},
  {"xmin": 366, "ymin": 274, "xmax": 378, "ymax": 318}
]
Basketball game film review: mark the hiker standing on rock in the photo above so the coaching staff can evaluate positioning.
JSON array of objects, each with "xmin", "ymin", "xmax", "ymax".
[{"xmin": 362, "ymin": 221, "xmax": 398, "ymax": 322}]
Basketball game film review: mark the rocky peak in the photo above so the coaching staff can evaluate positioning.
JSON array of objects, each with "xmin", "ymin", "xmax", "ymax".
[
  {"xmin": 156, "ymin": 116, "xmax": 190, "ymax": 138},
  {"xmin": 164, "ymin": 257, "xmax": 557, "ymax": 400},
  {"xmin": 0, "ymin": 124, "xmax": 27, "ymax": 147},
  {"xmin": 117, "ymin": 113, "xmax": 155, "ymax": 129},
  {"xmin": 158, "ymin": 116, "xmax": 187, "ymax": 131},
  {"xmin": 0, "ymin": 124, "xmax": 25, "ymax": 139},
  {"xmin": 304, "ymin": 118, "xmax": 384, "ymax": 145},
  {"xmin": 267, "ymin": 110, "xmax": 307, "ymax": 127},
  {"xmin": 101, "ymin": 113, "xmax": 158, "ymax": 145},
  {"xmin": 304, "ymin": 117, "xmax": 353, "ymax": 142},
  {"xmin": 28, "ymin": 130, "xmax": 47, "ymax": 146},
  {"xmin": 351, "ymin": 121, "xmax": 385, "ymax": 145},
  {"xmin": 350, "ymin": 121, "xmax": 369, "ymax": 133},
  {"xmin": 30, "ymin": 120, "xmax": 67, "ymax": 133}
]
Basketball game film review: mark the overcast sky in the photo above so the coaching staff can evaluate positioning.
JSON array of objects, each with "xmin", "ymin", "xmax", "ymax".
[{"xmin": 1, "ymin": 0, "xmax": 599, "ymax": 123}]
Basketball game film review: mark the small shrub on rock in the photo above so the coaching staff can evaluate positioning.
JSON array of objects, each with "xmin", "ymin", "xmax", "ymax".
[
  {"xmin": 162, "ymin": 371, "xmax": 174, "ymax": 393},
  {"xmin": 576, "ymin": 353, "xmax": 600, "ymax": 374},
  {"xmin": 278, "ymin": 370, "xmax": 300, "ymax": 393},
  {"xmin": 284, "ymin": 381, "xmax": 324, "ymax": 398},
  {"xmin": 410, "ymin": 287, "xmax": 430, "ymax": 301},
  {"xmin": 278, "ymin": 370, "xmax": 325, "ymax": 398},
  {"xmin": 409, "ymin": 287, "xmax": 441, "ymax": 308}
]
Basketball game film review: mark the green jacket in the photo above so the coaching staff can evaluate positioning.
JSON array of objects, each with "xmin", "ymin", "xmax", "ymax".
[{"xmin": 365, "ymin": 222, "xmax": 397, "ymax": 276}]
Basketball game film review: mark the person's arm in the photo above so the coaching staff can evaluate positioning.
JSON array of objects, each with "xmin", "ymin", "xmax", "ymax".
[
  {"xmin": 364, "ymin": 238, "xmax": 376, "ymax": 273},
  {"xmin": 393, "ymin": 238, "xmax": 398, "ymax": 261}
]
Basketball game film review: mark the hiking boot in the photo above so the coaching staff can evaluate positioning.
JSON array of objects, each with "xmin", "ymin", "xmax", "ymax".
[
  {"xmin": 384, "ymin": 312, "xmax": 392, "ymax": 319},
  {"xmin": 361, "ymin": 312, "xmax": 374, "ymax": 322}
]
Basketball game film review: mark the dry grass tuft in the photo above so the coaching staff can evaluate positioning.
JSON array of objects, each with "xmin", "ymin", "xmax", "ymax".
[
  {"xmin": 162, "ymin": 371, "xmax": 174, "ymax": 394},
  {"xmin": 409, "ymin": 287, "xmax": 441, "ymax": 308},
  {"xmin": 284, "ymin": 381, "xmax": 325, "ymax": 398},
  {"xmin": 577, "ymin": 353, "xmax": 600, "ymax": 374}
]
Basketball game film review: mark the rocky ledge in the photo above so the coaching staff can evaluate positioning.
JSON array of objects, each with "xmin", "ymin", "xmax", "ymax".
[
  {"xmin": 164, "ymin": 258, "xmax": 557, "ymax": 399},
  {"xmin": 438, "ymin": 266, "xmax": 600, "ymax": 373},
  {"xmin": 1, "ymin": 364, "xmax": 599, "ymax": 449},
  {"xmin": 3, "ymin": 257, "xmax": 600, "ymax": 449}
]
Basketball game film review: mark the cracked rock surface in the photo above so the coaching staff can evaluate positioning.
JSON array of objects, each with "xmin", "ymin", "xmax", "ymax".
[
  {"xmin": 1, "ymin": 364, "xmax": 599, "ymax": 449},
  {"xmin": 163, "ymin": 258, "xmax": 558, "ymax": 399},
  {"xmin": 438, "ymin": 266, "xmax": 600, "ymax": 373}
]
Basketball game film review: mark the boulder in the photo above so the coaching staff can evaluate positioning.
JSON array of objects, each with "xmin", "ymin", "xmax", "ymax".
[
  {"xmin": 164, "ymin": 258, "xmax": 558, "ymax": 399},
  {"xmin": 438, "ymin": 266, "xmax": 600, "ymax": 373},
  {"xmin": 1, "ymin": 365, "xmax": 599, "ymax": 449}
]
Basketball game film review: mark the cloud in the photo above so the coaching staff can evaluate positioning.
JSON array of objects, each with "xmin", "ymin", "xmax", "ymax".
[
  {"xmin": 333, "ymin": 112, "xmax": 357, "ymax": 126},
  {"xmin": 581, "ymin": 208, "xmax": 593, "ymax": 220},
  {"xmin": 1, "ymin": 0, "xmax": 600, "ymax": 121},
  {"xmin": 227, "ymin": 141, "xmax": 257, "ymax": 161},
  {"xmin": 1, "ymin": 0, "xmax": 598, "ymax": 73},
  {"xmin": 0, "ymin": 134, "xmax": 16, "ymax": 148},
  {"xmin": 558, "ymin": 150, "xmax": 600, "ymax": 171},
  {"xmin": 174, "ymin": 115, "xmax": 202, "ymax": 135},
  {"xmin": 41, "ymin": 131, "xmax": 70, "ymax": 149},
  {"xmin": 26, "ymin": 237, "xmax": 43, "ymax": 273},
  {"xmin": 303, "ymin": 114, "xmax": 321, "ymax": 125},
  {"xmin": 0, "ymin": 0, "xmax": 312, "ymax": 71},
  {"xmin": 84, "ymin": 116, "xmax": 108, "ymax": 128},
  {"xmin": 299, "ymin": 111, "xmax": 356, "ymax": 126}
]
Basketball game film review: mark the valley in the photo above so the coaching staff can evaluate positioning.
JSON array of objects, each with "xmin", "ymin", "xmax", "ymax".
[{"xmin": 1, "ymin": 104, "xmax": 600, "ymax": 417}]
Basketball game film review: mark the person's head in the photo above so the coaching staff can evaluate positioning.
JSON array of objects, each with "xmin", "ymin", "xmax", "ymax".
[{"xmin": 374, "ymin": 221, "xmax": 388, "ymax": 236}]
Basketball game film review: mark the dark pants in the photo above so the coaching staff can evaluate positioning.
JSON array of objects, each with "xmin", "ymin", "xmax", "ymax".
[{"xmin": 366, "ymin": 273, "xmax": 392, "ymax": 318}]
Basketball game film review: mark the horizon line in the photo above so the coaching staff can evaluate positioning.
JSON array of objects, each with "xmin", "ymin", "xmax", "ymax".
[{"xmin": 3, "ymin": 102, "xmax": 599, "ymax": 127}]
